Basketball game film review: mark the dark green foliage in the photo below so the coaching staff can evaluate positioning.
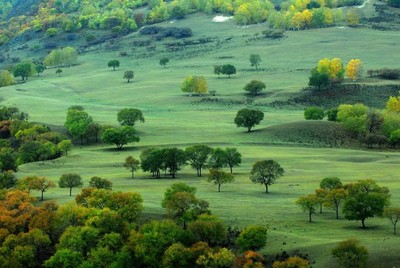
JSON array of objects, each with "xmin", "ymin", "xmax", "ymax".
[
  {"xmin": 234, "ymin": 108, "xmax": 264, "ymax": 132},
  {"xmin": 249, "ymin": 54, "xmax": 261, "ymax": 70},
  {"xmin": 304, "ymin": 106, "xmax": 325, "ymax": 120},
  {"xmin": 18, "ymin": 141, "xmax": 57, "ymax": 163},
  {"xmin": 64, "ymin": 106, "xmax": 93, "ymax": 145},
  {"xmin": 140, "ymin": 147, "xmax": 186, "ymax": 178},
  {"xmin": 236, "ymin": 225, "xmax": 268, "ymax": 251},
  {"xmin": 0, "ymin": 147, "xmax": 17, "ymax": 172},
  {"xmin": 309, "ymin": 67, "xmax": 330, "ymax": 89},
  {"xmin": 320, "ymin": 177, "xmax": 343, "ymax": 190},
  {"xmin": 101, "ymin": 126, "xmax": 140, "ymax": 150},
  {"xmin": 188, "ymin": 214, "xmax": 227, "ymax": 246},
  {"xmin": 107, "ymin": 60, "xmax": 120, "ymax": 71},
  {"xmin": 326, "ymin": 108, "xmax": 338, "ymax": 121},
  {"xmin": 58, "ymin": 173, "xmax": 83, "ymax": 196},
  {"xmin": 117, "ymin": 108, "xmax": 145, "ymax": 126},
  {"xmin": 89, "ymin": 176, "xmax": 112, "ymax": 190},
  {"xmin": 332, "ymin": 238, "xmax": 368, "ymax": 268},
  {"xmin": 243, "ymin": 80, "xmax": 266, "ymax": 96},
  {"xmin": 207, "ymin": 148, "xmax": 227, "ymax": 170},
  {"xmin": 185, "ymin": 144, "xmax": 212, "ymax": 177},
  {"xmin": 13, "ymin": 62, "xmax": 33, "ymax": 81},
  {"xmin": 388, "ymin": 0, "xmax": 400, "ymax": 7},
  {"xmin": 224, "ymin": 147, "xmax": 242, "ymax": 173},
  {"xmin": 159, "ymin": 57, "xmax": 169, "ymax": 68},
  {"xmin": 250, "ymin": 160, "xmax": 285, "ymax": 193},
  {"xmin": 123, "ymin": 70, "xmax": 134, "ymax": 83},
  {"xmin": 262, "ymin": 29, "xmax": 285, "ymax": 39},
  {"xmin": 221, "ymin": 64, "xmax": 236, "ymax": 78},
  {"xmin": 35, "ymin": 64, "xmax": 45, "ymax": 76},
  {"xmin": 139, "ymin": 26, "xmax": 192, "ymax": 39},
  {"xmin": 0, "ymin": 170, "xmax": 17, "ymax": 189}
]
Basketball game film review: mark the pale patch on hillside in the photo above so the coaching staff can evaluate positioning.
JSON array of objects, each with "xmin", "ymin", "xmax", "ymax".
[{"xmin": 212, "ymin": 15, "xmax": 233, "ymax": 22}]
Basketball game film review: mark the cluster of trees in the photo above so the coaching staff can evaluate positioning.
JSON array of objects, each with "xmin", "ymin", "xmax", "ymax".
[
  {"xmin": 137, "ymin": 145, "xmax": 242, "ymax": 180},
  {"xmin": 308, "ymin": 57, "xmax": 363, "ymax": 89},
  {"xmin": 64, "ymin": 106, "xmax": 143, "ymax": 149},
  {"xmin": 303, "ymin": 95, "xmax": 400, "ymax": 148},
  {"xmin": 0, "ymin": 106, "xmax": 71, "ymax": 174},
  {"xmin": 181, "ymin": 75, "xmax": 208, "ymax": 95},
  {"xmin": 214, "ymin": 64, "xmax": 236, "ymax": 78},
  {"xmin": 43, "ymin": 47, "xmax": 78, "ymax": 68},
  {"xmin": 367, "ymin": 68, "xmax": 400, "ymax": 80},
  {"xmin": 296, "ymin": 177, "xmax": 393, "ymax": 229}
]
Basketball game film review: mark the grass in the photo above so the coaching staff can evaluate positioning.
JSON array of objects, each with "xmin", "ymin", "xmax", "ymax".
[{"xmin": 2, "ymin": 11, "xmax": 400, "ymax": 267}]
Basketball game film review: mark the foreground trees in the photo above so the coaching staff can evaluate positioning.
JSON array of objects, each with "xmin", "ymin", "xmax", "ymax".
[
  {"xmin": 331, "ymin": 238, "xmax": 368, "ymax": 268},
  {"xmin": 234, "ymin": 109, "xmax": 264, "ymax": 132},
  {"xmin": 250, "ymin": 160, "xmax": 285, "ymax": 193},
  {"xmin": 64, "ymin": 106, "xmax": 93, "ymax": 144},
  {"xmin": 101, "ymin": 126, "xmax": 140, "ymax": 150}
]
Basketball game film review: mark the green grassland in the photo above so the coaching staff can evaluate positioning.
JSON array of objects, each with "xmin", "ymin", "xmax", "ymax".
[{"xmin": 2, "ymin": 11, "xmax": 400, "ymax": 267}]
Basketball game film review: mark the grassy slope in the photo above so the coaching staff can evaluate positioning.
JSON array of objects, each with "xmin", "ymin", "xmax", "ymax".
[{"xmin": 1, "ymin": 13, "xmax": 400, "ymax": 267}]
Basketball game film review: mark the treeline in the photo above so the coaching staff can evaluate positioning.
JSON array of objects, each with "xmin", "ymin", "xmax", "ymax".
[{"xmin": 0, "ymin": 0, "xmax": 364, "ymax": 46}]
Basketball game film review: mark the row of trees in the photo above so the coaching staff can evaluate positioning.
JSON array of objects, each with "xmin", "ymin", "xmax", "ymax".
[{"xmin": 308, "ymin": 57, "xmax": 363, "ymax": 89}]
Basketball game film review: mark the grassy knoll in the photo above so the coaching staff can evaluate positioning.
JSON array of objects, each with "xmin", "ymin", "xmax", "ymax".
[{"xmin": 1, "ymin": 12, "xmax": 400, "ymax": 267}]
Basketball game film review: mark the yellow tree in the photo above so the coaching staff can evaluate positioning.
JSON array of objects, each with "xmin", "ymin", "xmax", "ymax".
[
  {"xmin": 346, "ymin": 10, "xmax": 360, "ymax": 26},
  {"xmin": 291, "ymin": 11, "xmax": 305, "ymax": 29},
  {"xmin": 346, "ymin": 59, "xmax": 362, "ymax": 81},
  {"xmin": 386, "ymin": 96, "xmax": 400, "ymax": 113},
  {"xmin": 302, "ymin": 9, "xmax": 313, "ymax": 28},
  {"xmin": 329, "ymin": 58, "xmax": 344, "ymax": 80}
]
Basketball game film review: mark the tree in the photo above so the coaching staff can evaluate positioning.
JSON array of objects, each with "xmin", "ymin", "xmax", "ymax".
[
  {"xmin": 64, "ymin": 106, "xmax": 93, "ymax": 144},
  {"xmin": 59, "ymin": 173, "xmax": 83, "ymax": 196},
  {"xmin": 0, "ymin": 147, "xmax": 17, "ymax": 172},
  {"xmin": 207, "ymin": 169, "xmax": 234, "ymax": 192},
  {"xmin": 89, "ymin": 176, "xmax": 112, "ymax": 190},
  {"xmin": 296, "ymin": 194, "xmax": 319, "ymax": 222},
  {"xmin": 308, "ymin": 67, "xmax": 330, "ymax": 89},
  {"xmin": 213, "ymin": 65, "xmax": 222, "ymax": 77},
  {"xmin": 337, "ymin": 104, "xmax": 369, "ymax": 134},
  {"xmin": 221, "ymin": 64, "xmax": 236, "ymax": 78},
  {"xmin": 101, "ymin": 126, "xmax": 140, "ymax": 150},
  {"xmin": 123, "ymin": 70, "xmax": 134, "ymax": 83},
  {"xmin": 236, "ymin": 225, "xmax": 268, "ymax": 251},
  {"xmin": 320, "ymin": 177, "xmax": 343, "ymax": 190},
  {"xmin": 124, "ymin": 156, "xmax": 140, "ymax": 178},
  {"xmin": 159, "ymin": 57, "xmax": 169, "ymax": 68},
  {"xmin": 181, "ymin": 76, "xmax": 208, "ymax": 96},
  {"xmin": 234, "ymin": 108, "xmax": 264, "ymax": 132},
  {"xmin": 0, "ymin": 170, "xmax": 17, "ymax": 189},
  {"xmin": 304, "ymin": 107, "xmax": 324, "ymax": 120},
  {"xmin": 56, "ymin": 69, "xmax": 63, "ymax": 76},
  {"xmin": 343, "ymin": 179, "xmax": 390, "ymax": 228},
  {"xmin": 383, "ymin": 207, "xmax": 400, "ymax": 235},
  {"xmin": 30, "ymin": 176, "xmax": 56, "ymax": 201},
  {"xmin": 35, "ymin": 64, "xmax": 45, "ymax": 76},
  {"xmin": 57, "ymin": 140, "xmax": 72, "ymax": 156},
  {"xmin": 224, "ymin": 147, "xmax": 241, "ymax": 173},
  {"xmin": 185, "ymin": 144, "xmax": 212, "ymax": 177},
  {"xmin": 243, "ymin": 80, "xmax": 266, "ymax": 96},
  {"xmin": 0, "ymin": 70, "xmax": 14, "ymax": 87},
  {"xmin": 272, "ymin": 256, "xmax": 309, "ymax": 268},
  {"xmin": 13, "ymin": 62, "xmax": 34, "ymax": 81},
  {"xmin": 324, "ymin": 188, "xmax": 347, "ymax": 219},
  {"xmin": 207, "ymin": 148, "xmax": 227, "ymax": 170},
  {"xmin": 331, "ymin": 238, "xmax": 368, "ymax": 268},
  {"xmin": 346, "ymin": 59, "xmax": 363, "ymax": 81},
  {"xmin": 188, "ymin": 214, "xmax": 227, "ymax": 245},
  {"xmin": 249, "ymin": 54, "xmax": 261, "ymax": 70},
  {"xmin": 117, "ymin": 108, "xmax": 145, "ymax": 126},
  {"xmin": 108, "ymin": 60, "xmax": 120, "ymax": 71},
  {"xmin": 250, "ymin": 160, "xmax": 285, "ymax": 193},
  {"xmin": 162, "ymin": 148, "xmax": 187, "ymax": 178}
]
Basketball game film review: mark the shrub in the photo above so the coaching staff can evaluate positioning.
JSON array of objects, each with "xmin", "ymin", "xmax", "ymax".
[
  {"xmin": 332, "ymin": 238, "xmax": 368, "ymax": 268},
  {"xmin": 304, "ymin": 107, "xmax": 325, "ymax": 120},
  {"xmin": 46, "ymin": 28, "xmax": 58, "ymax": 37},
  {"xmin": 388, "ymin": 0, "xmax": 400, "ymax": 7},
  {"xmin": 326, "ymin": 108, "xmax": 338, "ymax": 121},
  {"xmin": 378, "ymin": 68, "xmax": 400, "ymax": 80}
]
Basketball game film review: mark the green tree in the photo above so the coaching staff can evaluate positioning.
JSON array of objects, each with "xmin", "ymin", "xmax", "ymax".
[
  {"xmin": 30, "ymin": 176, "xmax": 56, "ymax": 201},
  {"xmin": 162, "ymin": 148, "xmax": 187, "ymax": 178},
  {"xmin": 123, "ymin": 70, "xmax": 134, "ymax": 83},
  {"xmin": 161, "ymin": 182, "xmax": 197, "ymax": 208},
  {"xmin": 320, "ymin": 176, "xmax": 343, "ymax": 190},
  {"xmin": 389, "ymin": 129, "xmax": 400, "ymax": 148},
  {"xmin": 343, "ymin": 179, "xmax": 390, "ymax": 228},
  {"xmin": 234, "ymin": 108, "xmax": 264, "ymax": 132},
  {"xmin": 13, "ymin": 62, "xmax": 34, "ymax": 81},
  {"xmin": 221, "ymin": 64, "xmax": 236, "ymax": 78},
  {"xmin": 0, "ymin": 170, "xmax": 17, "ymax": 189},
  {"xmin": 57, "ymin": 140, "xmax": 72, "ymax": 156},
  {"xmin": 324, "ymin": 188, "xmax": 348, "ymax": 219},
  {"xmin": 243, "ymin": 80, "xmax": 266, "ymax": 96},
  {"xmin": 117, "ymin": 108, "xmax": 145, "ymax": 126},
  {"xmin": 101, "ymin": 126, "xmax": 140, "ymax": 150},
  {"xmin": 236, "ymin": 225, "xmax": 268, "ymax": 251},
  {"xmin": 250, "ymin": 160, "xmax": 284, "ymax": 193},
  {"xmin": 181, "ymin": 76, "xmax": 208, "ymax": 96},
  {"xmin": 308, "ymin": 67, "xmax": 330, "ymax": 89},
  {"xmin": 224, "ymin": 147, "xmax": 241, "ymax": 173},
  {"xmin": 56, "ymin": 69, "xmax": 62, "ymax": 76},
  {"xmin": 304, "ymin": 106, "xmax": 325, "ymax": 120},
  {"xmin": 64, "ymin": 106, "xmax": 93, "ymax": 145},
  {"xmin": 337, "ymin": 104, "xmax": 369, "ymax": 134},
  {"xmin": 249, "ymin": 54, "xmax": 261, "ymax": 70},
  {"xmin": 188, "ymin": 214, "xmax": 227, "ymax": 246},
  {"xmin": 0, "ymin": 147, "xmax": 17, "ymax": 172},
  {"xmin": 185, "ymin": 144, "xmax": 212, "ymax": 177},
  {"xmin": 123, "ymin": 156, "xmax": 140, "ymax": 178},
  {"xmin": 0, "ymin": 70, "xmax": 14, "ymax": 87},
  {"xmin": 159, "ymin": 57, "xmax": 169, "ymax": 68},
  {"xmin": 296, "ymin": 194, "xmax": 319, "ymax": 222},
  {"xmin": 214, "ymin": 65, "xmax": 222, "ymax": 77},
  {"xmin": 89, "ymin": 176, "xmax": 112, "ymax": 190},
  {"xmin": 207, "ymin": 148, "xmax": 227, "ymax": 170},
  {"xmin": 162, "ymin": 243, "xmax": 191, "ymax": 268},
  {"xmin": 383, "ymin": 207, "xmax": 400, "ymax": 235},
  {"xmin": 107, "ymin": 60, "xmax": 120, "ymax": 71},
  {"xmin": 59, "ymin": 173, "xmax": 83, "ymax": 196},
  {"xmin": 331, "ymin": 238, "xmax": 368, "ymax": 268},
  {"xmin": 35, "ymin": 64, "xmax": 45, "ymax": 76},
  {"xmin": 207, "ymin": 169, "xmax": 234, "ymax": 192}
]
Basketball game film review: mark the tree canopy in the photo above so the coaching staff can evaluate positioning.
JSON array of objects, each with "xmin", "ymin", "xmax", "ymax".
[
  {"xmin": 250, "ymin": 160, "xmax": 285, "ymax": 193},
  {"xmin": 101, "ymin": 126, "xmax": 140, "ymax": 150},
  {"xmin": 117, "ymin": 108, "xmax": 145, "ymax": 126},
  {"xmin": 234, "ymin": 108, "xmax": 264, "ymax": 132}
]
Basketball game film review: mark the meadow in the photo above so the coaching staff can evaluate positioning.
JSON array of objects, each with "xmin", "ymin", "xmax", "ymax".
[{"xmin": 1, "ymin": 12, "xmax": 400, "ymax": 267}]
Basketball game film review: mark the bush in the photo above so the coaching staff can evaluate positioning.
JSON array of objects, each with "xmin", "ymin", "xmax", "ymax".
[
  {"xmin": 388, "ymin": 0, "xmax": 400, "ymax": 7},
  {"xmin": 139, "ymin": 26, "xmax": 192, "ymax": 39},
  {"xmin": 378, "ymin": 68, "xmax": 400, "ymax": 80},
  {"xmin": 46, "ymin": 28, "xmax": 58, "ymax": 37},
  {"xmin": 332, "ymin": 238, "xmax": 368, "ymax": 268},
  {"xmin": 304, "ymin": 107, "xmax": 325, "ymax": 120},
  {"xmin": 326, "ymin": 108, "xmax": 338, "ymax": 121},
  {"xmin": 262, "ymin": 29, "xmax": 285, "ymax": 39}
]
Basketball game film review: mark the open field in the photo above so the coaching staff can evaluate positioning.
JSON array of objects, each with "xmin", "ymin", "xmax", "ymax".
[{"xmin": 1, "ymin": 12, "xmax": 400, "ymax": 267}]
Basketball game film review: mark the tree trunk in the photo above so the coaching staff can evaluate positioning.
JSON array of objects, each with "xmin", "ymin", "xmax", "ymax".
[
  {"xmin": 247, "ymin": 127, "xmax": 252, "ymax": 132},
  {"xmin": 336, "ymin": 209, "xmax": 339, "ymax": 219},
  {"xmin": 319, "ymin": 204, "xmax": 323, "ymax": 214},
  {"xmin": 41, "ymin": 191, "xmax": 44, "ymax": 201},
  {"xmin": 394, "ymin": 224, "xmax": 397, "ymax": 235},
  {"xmin": 265, "ymin": 184, "xmax": 269, "ymax": 193},
  {"xmin": 361, "ymin": 219, "xmax": 366, "ymax": 228},
  {"xmin": 131, "ymin": 170, "xmax": 134, "ymax": 179},
  {"xmin": 229, "ymin": 166, "xmax": 233, "ymax": 173},
  {"xmin": 309, "ymin": 210, "xmax": 312, "ymax": 222},
  {"xmin": 218, "ymin": 184, "xmax": 221, "ymax": 192},
  {"xmin": 69, "ymin": 187, "xmax": 72, "ymax": 196}
]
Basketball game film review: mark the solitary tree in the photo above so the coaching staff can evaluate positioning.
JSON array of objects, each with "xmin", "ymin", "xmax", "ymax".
[
  {"xmin": 207, "ymin": 169, "xmax": 234, "ymax": 192},
  {"xmin": 117, "ymin": 108, "xmax": 145, "ymax": 126},
  {"xmin": 89, "ymin": 176, "xmax": 112, "ymax": 190},
  {"xmin": 108, "ymin": 60, "xmax": 120, "ymax": 71},
  {"xmin": 59, "ymin": 173, "xmax": 83, "ymax": 196},
  {"xmin": 236, "ymin": 225, "xmax": 268, "ymax": 251},
  {"xmin": 30, "ymin": 176, "xmax": 56, "ymax": 201},
  {"xmin": 124, "ymin": 156, "xmax": 140, "ymax": 178},
  {"xmin": 296, "ymin": 194, "xmax": 319, "ymax": 222},
  {"xmin": 35, "ymin": 64, "xmax": 45, "ymax": 76},
  {"xmin": 331, "ymin": 238, "xmax": 368, "ymax": 268},
  {"xmin": 249, "ymin": 54, "xmax": 261, "ymax": 70},
  {"xmin": 304, "ymin": 107, "xmax": 324, "ymax": 120},
  {"xmin": 123, "ymin": 70, "xmax": 134, "ymax": 83},
  {"xmin": 383, "ymin": 207, "xmax": 400, "ymax": 235},
  {"xmin": 320, "ymin": 177, "xmax": 343, "ymax": 190},
  {"xmin": 234, "ymin": 108, "xmax": 264, "ymax": 132},
  {"xmin": 159, "ymin": 57, "xmax": 169, "ymax": 68},
  {"xmin": 57, "ymin": 140, "xmax": 72, "ymax": 156},
  {"xmin": 213, "ymin": 65, "xmax": 222, "ymax": 77},
  {"xmin": 64, "ymin": 106, "xmax": 93, "ymax": 145},
  {"xmin": 13, "ymin": 62, "xmax": 34, "ymax": 81},
  {"xmin": 56, "ymin": 69, "xmax": 63, "ymax": 76},
  {"xmin": 250, "ymin": 160, "xmax": 284, "ymax": 193},
  {"xmin": 243, "ymin": 80, "xmax": 266, "ymax": 96},
  {"xmin": 181, "ymin": 76, "xmax": 208, "ymax": 96},
  {"xmin": 221, "ymin": 64, "xmax": 236, "ymax": 78},
  {"xmin": 101, "ymin": 126, "xmax": 140, "ymax": 150}
]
